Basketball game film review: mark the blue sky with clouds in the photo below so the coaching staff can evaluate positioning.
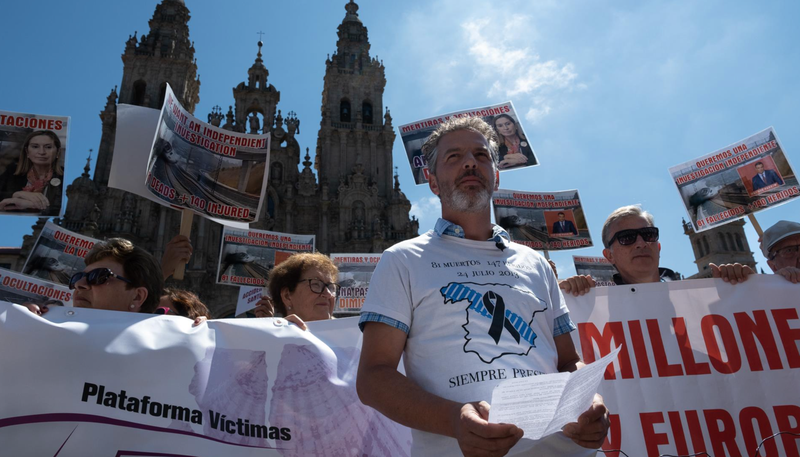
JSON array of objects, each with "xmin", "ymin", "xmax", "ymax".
[{"xmin": 2, "ymin": 0, "xmax": 798, "ymax": 277}]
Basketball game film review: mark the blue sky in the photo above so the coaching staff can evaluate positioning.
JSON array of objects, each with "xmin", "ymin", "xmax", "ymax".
[{"xmin": 2, "ymin": 0, "xmax": 799, "ymax": 278}]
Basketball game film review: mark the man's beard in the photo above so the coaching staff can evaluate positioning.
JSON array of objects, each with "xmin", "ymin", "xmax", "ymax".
[{"xmin": 440, "ymin": 171, "xmax": 493, "ymax": 213}]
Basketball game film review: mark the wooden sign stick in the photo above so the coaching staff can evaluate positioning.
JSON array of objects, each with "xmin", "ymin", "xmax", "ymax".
[
  {"xmin": 747, "ymin": 213, "xmax": 764, "ymax": 238},
  {"xmin": 173, "ymin": 209, "xmax": 194, "ymax": 280}
]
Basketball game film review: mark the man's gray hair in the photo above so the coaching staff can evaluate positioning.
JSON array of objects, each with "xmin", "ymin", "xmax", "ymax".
[
  {"xmin": 421, "ymin": 116, "xmax": 499, "ymax": 175},
  {"xmin": 602, "ymin": 205, "xmax": 655, "ymax": 248}
]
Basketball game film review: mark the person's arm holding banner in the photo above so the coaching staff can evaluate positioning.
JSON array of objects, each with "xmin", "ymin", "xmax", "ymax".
[
  {"xmin": 559, "ymin": 274, "xmax": 596, "ymax": 296},
  {"xmin": 710, "ymin": 262, "xmax": 755, "ymax": 284},
  {"xmin": 358, "ymin": 323, "xmax": 524, "ymax": 457}
]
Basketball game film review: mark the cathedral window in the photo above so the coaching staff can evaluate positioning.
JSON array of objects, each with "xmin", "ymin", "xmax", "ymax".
[
  {"xmin": 352, "ymin": 200, "xmax": 365, "ymax": 223},
  {"xmin": 718, "ymin": 232, "xmax": 728, "ymax": 251},
  {"xmin": 702, "ymin": 236, "xmax": 710, "ymax": 257},
  {"xmin": 340, "ymin": 100, "xmax": 351, "ymax": 122},
  {"xmin": 132, "ymin": 80, "xmax": 147, "ymax": 106},
  {"xmin": 362, "ymin": 102, "xmax": 373, "ymax": 124},
  {"xmin": 267, "ymin": 195, "xmax": 276, "ymax": 219},
  {"xmin": 726, "ymin": 233, "xmax": 736, "ymax": 251},
  {"xmin": 735, "ymin": 234, "xmax": 744, "ymax": 251}
]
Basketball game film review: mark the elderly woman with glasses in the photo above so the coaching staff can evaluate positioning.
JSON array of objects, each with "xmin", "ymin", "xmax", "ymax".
[{"xmin": 253, "ymin": 253, "xmax": 339, "ymax": 328}]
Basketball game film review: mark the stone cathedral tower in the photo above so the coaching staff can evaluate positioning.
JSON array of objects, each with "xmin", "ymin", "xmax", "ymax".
[
  {"xmin": 682, "ymin": 219, "xmax": 756, "ymax": 279},
  {"xmin": 314, "ymin": 0, "xmax": 418, "ymax": 253},
  {"xmin": 17, "ymin": 0, "xmax": 417, "ymax": 317}
]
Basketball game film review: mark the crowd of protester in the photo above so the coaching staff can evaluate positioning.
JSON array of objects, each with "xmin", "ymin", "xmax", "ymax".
[{"xmin": 10, "ymin": 114, "xmax": 798, "ymax": 456}]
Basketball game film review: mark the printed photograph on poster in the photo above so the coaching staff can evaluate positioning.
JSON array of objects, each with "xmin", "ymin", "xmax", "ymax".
[
  {"xmin": 0, "ymin": 110, "xmax": 69, "ymax": 216},
  {"xmin": 145, "ymin": 84, "xmax": 271, "ymax": 223},
  {"xmin": 331, "ymin": 253, "xmax": 381, "ymax": 314},
  {"xmin": 493, "ymin": 189, "xmax": 592, "ymax": 250},
  {"xmin": 398, "ymin": 101, "xmax": 538, "ymax": 185},
  {"xmin": 669, "ymin": 127, "xmax": 799, "ymax": 232},
  {"xmin": 22, "ymin": 221, "xmax": 98, "ymax": 285},
  {"xmin": 0, "ymin": 267, "xmax": 73, "ymax": 307},
  {"xmin": 217, "ymin": 227, "xmax": 315, "ymax": 286},
  {"xmin": 572, "ymin": 256, "xmax": 617, "ymax": 286}
]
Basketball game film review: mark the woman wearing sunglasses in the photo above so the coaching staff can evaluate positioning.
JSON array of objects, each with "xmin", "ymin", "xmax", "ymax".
[
  {"xmin": 68, "ymin": 238, "xmax": 164, "ymax": 313},
  {"xmin": 260, "ymin": 253, "xmax": 340, "ymax": 328}
]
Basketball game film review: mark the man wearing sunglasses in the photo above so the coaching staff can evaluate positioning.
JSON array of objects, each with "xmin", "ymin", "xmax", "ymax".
[
  {"xmin": 600, "ymin": 205, "xmax": 680, "ymax": 285},
  {"xmin": 711, "ymin": 220, "xmax": 800, "ymax": 284},
  {"xmin": 70, "ymin": 238, "xmax": 164, "ymax": 313},
  {"xmin": 357, "ymin": 117, "xmax": 609, "ymax": 457}
]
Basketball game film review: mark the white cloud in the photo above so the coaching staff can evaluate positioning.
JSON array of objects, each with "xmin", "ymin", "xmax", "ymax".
[
  {"xmin": 389, "ymin": 1, "xmax": 579, "ymax": 122},
  {"xmin": 462, "ymin": 15, "xmax": 578, "ymax": 123},
  {"xmin": 409, "ymin": 196, "xmax": 441, "ymax": 231}
]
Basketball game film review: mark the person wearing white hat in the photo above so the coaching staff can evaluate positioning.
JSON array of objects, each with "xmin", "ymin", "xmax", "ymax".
[{"xmin": 711, "ymin": 220, "xmax": 800, "ymax": 284}]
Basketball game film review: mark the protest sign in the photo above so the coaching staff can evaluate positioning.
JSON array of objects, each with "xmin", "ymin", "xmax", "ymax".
[
  {"xmin": 566, "ymin": 276, "xmax": 800, "ymax": 456},
  {"xmin": 22, "ymin": 221, "xmax": 98, "ymax": 285},
  {"xmin": 572, "ymin": 256, "xmax": 617, "ymax": 286},
  {"xmin": 145, "ymin": 84, "xmax": 271, "ymax": 223},
  {"xmin": 0, "ymin": 267, "xmax": 72, "ymax": 307},
  {"xmin": 0, "ymin": 110, "xmax": 69, "ymax": 216},
  {"xmin": 217, "ymin": 227, "xmax": 315, "ymax": 286},
  {"xmin": 236, "ymin": 286, "xmax": 264, "ymax": 316},
  {"xmin": 330, "ymin": 253, "xmax": 381, "ymax": 314},
  {"xmin": 109, "ymin": 104, "xmax": 250, "ymax": 229},
  {"xmin": 399, "ymin": 101, "xmax": 538, "ymax": 185},
  {"xmin": 670, "ymin": 127, "xmax": 799, "ymax": 232},
  {"xmin": 493, "ymin": 189, "xmax": 593, "ymax": 250},
  {"xmin": 0, "ymin": 304, "xmax": 411, "ymax": 456}
]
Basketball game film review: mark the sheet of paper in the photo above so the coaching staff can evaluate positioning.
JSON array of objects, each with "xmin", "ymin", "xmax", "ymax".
[{"xmin": 489, "ymin": 346, "xmax": 620, "ymax": 440}]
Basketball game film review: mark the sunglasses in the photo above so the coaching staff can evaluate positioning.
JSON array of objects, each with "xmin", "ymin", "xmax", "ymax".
[
  {"xmin": 69, "ymin": 268, "xmax": 133, "ymax": 290},
  {"xmin": 607, "ymin": 227, "xmax": 659, "ymax": 247},
  {"xmin": 299, "ymin": 278, "xmax": 341, "ymax": 296}
]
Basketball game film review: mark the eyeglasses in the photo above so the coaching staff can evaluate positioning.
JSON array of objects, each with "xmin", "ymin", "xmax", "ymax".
[
  {"xmin": 299, "ymin": 278, "xmax": 340, "ymax": 296},
  {"xmin": 69, "ymin": 268, "xmax": 133, "ymax": 290},
  {"xmin": 607, "ymin": 227, "xmax": 659, "ymax": 247},
  {"xmin": 769, "ymin": 244, "xmax": 800, "ymax": 261}
]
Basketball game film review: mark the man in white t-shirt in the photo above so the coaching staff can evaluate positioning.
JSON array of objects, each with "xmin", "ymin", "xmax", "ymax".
[{"xmin": 357, "ymin": 116, "xmax": 609, "ymax": 456}]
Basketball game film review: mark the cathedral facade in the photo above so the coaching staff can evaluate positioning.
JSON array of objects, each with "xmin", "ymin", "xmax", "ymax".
[{"xmin": 19, "ymin": 0, "xmax": 418, "ymax": 317}]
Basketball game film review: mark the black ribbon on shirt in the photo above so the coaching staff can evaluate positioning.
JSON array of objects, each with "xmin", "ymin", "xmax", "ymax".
[{"xmin": 482, "ymin": 291, "xmax": 521, "ymax": 345}]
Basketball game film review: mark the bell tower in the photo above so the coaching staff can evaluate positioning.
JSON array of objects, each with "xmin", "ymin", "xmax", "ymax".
[
  {"xmin": 682, "ymin": 219, "xmax": 757, "ymax": 278},
  {"xmin": 93, "ymin": 0, "xmax": 200, "ymax": 186}
]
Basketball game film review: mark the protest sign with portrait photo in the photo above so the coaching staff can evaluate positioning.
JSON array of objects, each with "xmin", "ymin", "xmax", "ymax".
[
  {"xmin": 0, "ymin": 267, "xmax": 72, "ymax": 308},
  {"xmin": 217, "ymin": 227, "xmax": 315, "ymax": 287},
  {"xmin": 0, "ymin": 110, "xmax": 69, "ymax": 217},
  {"xmin": 572, "ymin": 256, "xmax": 617, "ymax": 286},
  {"xmin": 398, "ymin": 101, "xmax": 538, "ymax": 185},
  {"xmin": 331, "ymin": 253, "xmax": 381, "ymax": 315},
  {"xmin": 145, "ymin": 84, "xmax": 271, "ymax": 223},
  {"xmin": 22, "ymin": 221, "xmax": 99, "ymax": 286},
  {"xmin": 670, "ymin": 127, "xmax": 799, "ymax": 232},
  {"xmin": 493, "ymin": 189, "xmax": 593, "ymax": 250}
]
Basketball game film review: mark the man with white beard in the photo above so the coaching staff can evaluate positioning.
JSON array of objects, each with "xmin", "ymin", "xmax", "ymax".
[{"xmin": 357, "ymin": 116, "xmax": 609, "ymax": 457}]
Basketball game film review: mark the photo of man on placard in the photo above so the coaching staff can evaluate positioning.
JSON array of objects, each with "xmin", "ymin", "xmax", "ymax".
[{"xmin": 548, "ymin": 210, "xmax": 579, "ymax": 236}]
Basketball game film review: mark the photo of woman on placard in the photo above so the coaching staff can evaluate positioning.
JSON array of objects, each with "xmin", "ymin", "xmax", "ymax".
[
  {"xmin": 492, "ymin": 114, "xmax": 536, "ymax": 170},
  {"xmin": 0, "ymin": 130, "xmax": 64, "ymax": 215}
]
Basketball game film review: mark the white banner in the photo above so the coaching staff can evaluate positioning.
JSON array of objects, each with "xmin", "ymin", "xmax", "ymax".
[
  {"xmin": 0, "ymin": 304, "xmax": 411, "ymax": 456},
  {"xmin": 566, "ymin": 276, "xmax": 800, "ymax": 456}
]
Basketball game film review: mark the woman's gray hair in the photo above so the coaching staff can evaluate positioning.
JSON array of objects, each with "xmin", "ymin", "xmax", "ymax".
[
  {"xmin": 602, "ymin": 205, "xmax": 655, "ymax": 248},
  {"xmin": 421, "ymin": 117, "xmax": 499, "ymax": 176}
]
